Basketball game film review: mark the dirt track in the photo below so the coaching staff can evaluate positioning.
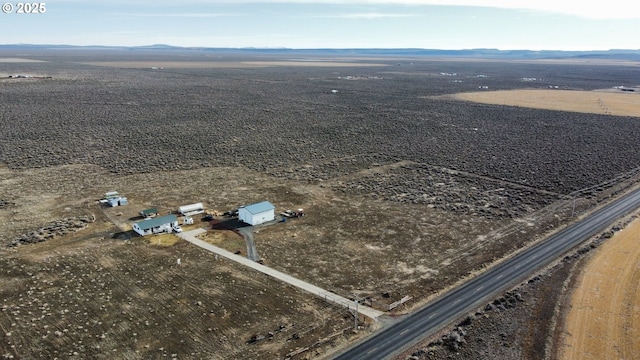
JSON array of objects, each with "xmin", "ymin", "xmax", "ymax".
[{"xmin": 559, "ymin": 217, "xmax": 640, "ymax": 360}]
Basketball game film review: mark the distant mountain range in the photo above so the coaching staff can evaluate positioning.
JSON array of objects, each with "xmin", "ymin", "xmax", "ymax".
[{"xmin": 1, "ymin": 44, "xmax": 640, "ymax": 60}]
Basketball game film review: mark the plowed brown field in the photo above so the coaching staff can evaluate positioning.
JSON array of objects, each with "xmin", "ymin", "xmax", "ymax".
[
  {"xmin": 452, "ymin": 89, "xmax": 640, "ymax": 117},
  {"xmin": 559, "ymin": 217, "xmax": 640, "ymax": 360}
]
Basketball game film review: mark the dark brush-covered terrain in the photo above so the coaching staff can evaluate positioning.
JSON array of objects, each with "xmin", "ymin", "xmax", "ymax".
[
  {"xmin": 2, "ymin": 49, "xmax": 640, "ymax": 360},
  {"xmin": 1, "ymin": 50, "xmax": 640, "ymax": 196}
]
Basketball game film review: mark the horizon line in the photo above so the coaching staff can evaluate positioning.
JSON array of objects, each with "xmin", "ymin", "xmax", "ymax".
[{"xmin": 1, "ymin": 44, "xmax": 639, "ymax": 52}]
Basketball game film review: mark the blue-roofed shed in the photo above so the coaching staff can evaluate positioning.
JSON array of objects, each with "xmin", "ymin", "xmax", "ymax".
[{"xmin": 238, "ymin": 201, "xmax": 275, "ymax": 225}]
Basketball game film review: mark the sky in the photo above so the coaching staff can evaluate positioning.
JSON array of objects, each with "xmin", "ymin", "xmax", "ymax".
[{"xmin": 1, "ymin": 0, "xmax": 638, "ymax": 50}]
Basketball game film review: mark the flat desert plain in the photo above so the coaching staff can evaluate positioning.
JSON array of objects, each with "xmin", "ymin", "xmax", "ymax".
[
  {"xmin": 78, "ymin": 61, "xmax": 386, "ymax": 69},
  {"xmin": 3, "ymin": 50, "xmax": 640, "ymax": 359}
]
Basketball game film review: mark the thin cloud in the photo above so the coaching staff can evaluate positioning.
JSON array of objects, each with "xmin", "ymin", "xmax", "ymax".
[
  {"xmin": 317, "ymin": 12, "xmax": 417, "ymax": 18},
  {"xmin": 98, "ymin": 0, "xmax": 634, "ymax": 19},
  {"xmin": 412, "ymin": 0, "xmax": 637, "ymax": 19},
  {"xmin": 123, "ymin": 12, "xmax": 240, "ymax": 18}
]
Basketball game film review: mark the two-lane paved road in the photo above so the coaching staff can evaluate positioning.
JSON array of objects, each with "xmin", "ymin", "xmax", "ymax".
[{"xmin": 335, "ymin": 188, "xmax": 640, "ymax": 360}]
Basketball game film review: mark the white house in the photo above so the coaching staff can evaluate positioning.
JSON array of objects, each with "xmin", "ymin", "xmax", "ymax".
[
  {"xmin": 238, "ymin": 201, "xmax": 275, "ymax": 226},
  {"xmin": 178, "ymin": 203, "xmax": 204, "ymax": 216},
  {"xmin": 132, "ymin": 215, "xmax": 178, "ymax": 236}
]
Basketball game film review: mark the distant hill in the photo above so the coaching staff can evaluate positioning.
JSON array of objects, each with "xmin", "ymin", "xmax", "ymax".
[{"xmin": 1, "ymin": 44, "xmax": 639, "ymax": 60}]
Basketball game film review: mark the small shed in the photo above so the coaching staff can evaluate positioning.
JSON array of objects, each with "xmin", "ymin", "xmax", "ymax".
[
  {"xmin": 108, "ymin": 197, "xmax": 128, "ymax": 207},
  {"xmin": 179, "ymin": 203, "xmax": 204, "ymax": 216},
  {"xmin": 105, "ymin": 191, "xmax": 128, "ymax": 207},
  {"xmin": 132, "ymin": 215, "xmax": 178, "ymax": 236},
  {"xmin": 140, "ymin": 208, "xmax": 159, "ymax": 218},
  {"xmin": 105, "ymin": 191, "xmax": 120, "ymax": 199},
  {"xmin": 105, "ymin": 191, "xmax": 129, "ymax": 207},
  {"xmin": 238, "ymin": 201, "xmax": 275, "ymax": 226}
]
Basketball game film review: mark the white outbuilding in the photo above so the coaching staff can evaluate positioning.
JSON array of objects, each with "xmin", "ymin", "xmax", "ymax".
[
  {"xmin": 104, "ymin": 191, "xmax": 128, "ymax": 207},
  {"xmin": 178, "ymin": 203, "xmax": 204, "ymax": 216},
  {"xmin": 238, "ymin": 201, "xmax": 275, "ymax": 226},
  {"xmin": 132, "ymin": 215, "xmax": 179, "ymax": 236}
]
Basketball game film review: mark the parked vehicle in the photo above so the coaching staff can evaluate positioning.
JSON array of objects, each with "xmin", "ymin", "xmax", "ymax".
[
  {"xmin": 280, "ymin": 209, "xmax": 305, "ymax": 218},
  {"xmin": 223, "ymin": 209, "xmax": 239, "ymax": 217}
]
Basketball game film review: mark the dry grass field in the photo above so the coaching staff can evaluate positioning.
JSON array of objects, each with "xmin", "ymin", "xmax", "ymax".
[
  {"xmin": 557, "ymin": 217, "xmax": 640, "ymax": 360},
  {"xmin": 450, "ymin": 89, "xmax": 640, "ymax": 117},
  {"xmin": 3, "ymin": 51, "xmax": 640, "ymax": 359}
]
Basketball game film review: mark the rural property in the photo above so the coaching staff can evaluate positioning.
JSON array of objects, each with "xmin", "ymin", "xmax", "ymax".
[{"xmin": 1, "ymin": 49, "xmax": 640, "ymax": 359}]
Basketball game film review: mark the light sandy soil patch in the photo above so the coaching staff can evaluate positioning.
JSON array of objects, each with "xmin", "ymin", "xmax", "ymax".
[
  {"xmin": 449, "ymin": 89, "xmax": 640, "ymax": 117},
  {"xmin": 0, "ymin": 58, "xmax": 45, "ymax": 63},
  {"xmin": 79, "ymin": 61, "xmax": 386, "ymax": 69},
  {"xmin": 520, "ymin": 58, "xmax": 640, "ymax": 66},
  {"xmin": 558, "ymin": 217, "xmax": 640, "ymax": 360}
]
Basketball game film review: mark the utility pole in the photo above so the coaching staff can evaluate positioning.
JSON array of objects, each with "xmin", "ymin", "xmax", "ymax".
[
  {"xmin": 353, "ymin": 298, "xmax": 358, "ymax": 331},
  {"xmin": 353, "ymin": 294, "xmax": 361, "ymax": 330}
]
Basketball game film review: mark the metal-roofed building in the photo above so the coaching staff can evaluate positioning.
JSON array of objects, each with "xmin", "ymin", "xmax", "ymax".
[
  {"xmin": 104, "ymin": 191, "xmax": 128, "ymax": 207},
  {"xmin": 238, "ymin": 201, "xmax": 275, "ymax": 226},
  {"xmin": 105, "ymin": 191, "xmax": 120, "ymax": 199},
  {"xmin": 140, "ymin": 208, "xmax": 159, "ymax": 218},
  {"xmin": 132, "ymin": 215, "xmax": 178, "ymax": 236}
]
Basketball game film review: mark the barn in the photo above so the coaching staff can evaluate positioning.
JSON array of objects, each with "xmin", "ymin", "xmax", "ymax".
[
  {"xmin": 238, "ymin": 201, "xmax": 275, "ymax": 226},
  {"xmin": 132, "ymin": 215, "xmax": 178, "ymax": 236}
]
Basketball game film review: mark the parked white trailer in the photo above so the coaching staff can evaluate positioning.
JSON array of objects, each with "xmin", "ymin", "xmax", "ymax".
[{"xmin": 178, "ymin": 203, "xmax": 204, "ymax": 216}]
